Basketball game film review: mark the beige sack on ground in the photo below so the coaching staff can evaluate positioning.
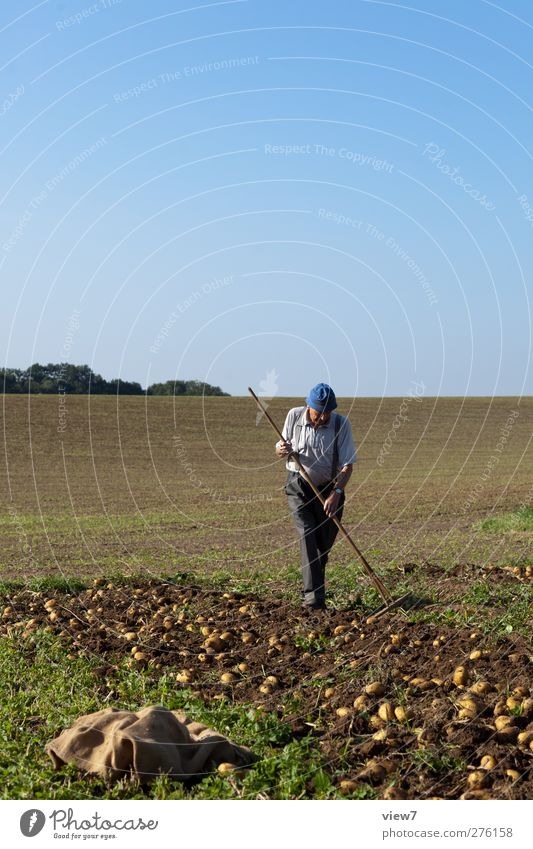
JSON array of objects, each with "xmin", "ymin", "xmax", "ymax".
[{"xmin": 46, "ymin": 705, "xmax": 256, "ymax": 783}]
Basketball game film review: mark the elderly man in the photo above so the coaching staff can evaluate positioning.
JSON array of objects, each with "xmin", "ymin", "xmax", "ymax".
[{"xmin": 275, "ymin": 383, "xmax": 356, "ymax": 610}]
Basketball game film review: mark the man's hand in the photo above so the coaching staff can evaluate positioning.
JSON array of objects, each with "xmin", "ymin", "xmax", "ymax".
[
  {"xmin": 323, "ymin": 490, "xmax": 341, "ymax": 518},
  {"xmin": 276, "ymin": 439, "xmax": 293, "ymax": 457}
]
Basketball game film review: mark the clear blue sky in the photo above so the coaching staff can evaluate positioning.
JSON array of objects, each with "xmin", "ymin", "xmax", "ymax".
[{"xmin": 1, "ymin": 0, "xmax": 532, "ymax": 396}]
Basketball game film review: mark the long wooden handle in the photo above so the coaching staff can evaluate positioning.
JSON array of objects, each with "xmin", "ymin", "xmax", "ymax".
[{"xmin": 248, "ymin": 387, "xmax": 392, "ymax": 603}]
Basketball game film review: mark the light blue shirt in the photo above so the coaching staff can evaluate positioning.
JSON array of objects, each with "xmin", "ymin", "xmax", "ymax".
[{"xmin": 278, "ymin": 406, "xmax": 357, "ymax": 485}]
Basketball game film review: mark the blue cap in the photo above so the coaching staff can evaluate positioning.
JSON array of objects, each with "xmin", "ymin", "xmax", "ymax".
[{"xmin": 306, "ymin": 383, "xmax": 337, "ymax": 413}]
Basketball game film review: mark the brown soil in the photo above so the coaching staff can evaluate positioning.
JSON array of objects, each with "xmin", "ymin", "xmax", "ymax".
[{"xmin": 2, "ymin": 571, "xmax": 531, "ymax": 800}]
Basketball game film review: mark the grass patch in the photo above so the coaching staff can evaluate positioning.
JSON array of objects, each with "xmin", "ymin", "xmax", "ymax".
[
  {"xmin": 0, "ymin": 630, "xmax": 337, "ymax": 800},
  {"xmin": 477, "ymin": 507, "xmax": 533, "ymax": 533},
  {"xmin": 406, "ymin": 578, "xmax": 531, "ymax": 636},
  {"xmin": 0, "ymin": 575, "xmax": 88, "ymax": 594}
]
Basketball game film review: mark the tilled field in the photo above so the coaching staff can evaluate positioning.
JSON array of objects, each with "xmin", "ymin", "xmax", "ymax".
[{"xmin": 2, "ymin": 566, "xmax": 531, "ymax": 800}]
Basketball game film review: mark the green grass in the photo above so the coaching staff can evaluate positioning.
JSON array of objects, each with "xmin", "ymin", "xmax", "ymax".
[
  {"xmin": 409, "ymin": 748, "xmax": 467, "ymax": 774},
  {"xmin": 404, "ymin": 576, "xmax": 531, "ymax": 636},
  {"xmin": 0, "ymin": 629, "xmax": 340, "ymax": 800},
  {"xmin": 476, "ymin": 506, "xmax": 533, "ymax": 533},
  {"xmin": 0, "ymin": 511, "xmax": 192, "ymax": 533}
]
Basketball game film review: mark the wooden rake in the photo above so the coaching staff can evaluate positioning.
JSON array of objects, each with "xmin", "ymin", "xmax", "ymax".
[{"xmin": 248, "ymin": 387, "xmax": 411, "ymax": 622}]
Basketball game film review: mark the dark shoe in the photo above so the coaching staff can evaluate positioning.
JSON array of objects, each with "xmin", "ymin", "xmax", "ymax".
[{"xmin": 301, "ymin": 602, "xmax": 327, "ymax": 612}]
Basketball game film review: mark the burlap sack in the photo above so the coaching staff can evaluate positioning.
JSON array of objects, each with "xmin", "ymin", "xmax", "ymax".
[{"xmin": 46, "ymin": 705, "xmax": 256, "ymax": 783}]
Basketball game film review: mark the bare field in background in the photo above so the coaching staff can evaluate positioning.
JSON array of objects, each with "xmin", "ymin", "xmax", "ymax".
[
  {"xmin": 0, "ymin": 394, "xmax": 531, "ymax": 581},
  {"xmin": 1, "ymin": 395, "xmax": 532, "ymax": 801}
]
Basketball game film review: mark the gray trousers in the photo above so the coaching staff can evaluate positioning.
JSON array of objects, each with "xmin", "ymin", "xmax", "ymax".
[{"xmin": 285, "ymin": 471, "xmax": 345, "ymax": 606}]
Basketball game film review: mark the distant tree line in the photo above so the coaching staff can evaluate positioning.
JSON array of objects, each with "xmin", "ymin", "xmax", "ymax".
[{"xmin": 1, "ymin": 364, "xmax": 229, "ymax": 396}]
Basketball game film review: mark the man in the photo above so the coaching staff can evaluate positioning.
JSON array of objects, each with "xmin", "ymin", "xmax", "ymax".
[{"xmin": 275, "ymin": 383, "xmax": 356, "ymax": 611}]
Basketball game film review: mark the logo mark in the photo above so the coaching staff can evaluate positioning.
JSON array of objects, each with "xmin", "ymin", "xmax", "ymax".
[
  {"xmin": 255, "ymin": 368, "xmax": 279, "ymax": 425},
  {"xmin": 20, "ymin": 810, "xmax": 46, "ymax": 837}
]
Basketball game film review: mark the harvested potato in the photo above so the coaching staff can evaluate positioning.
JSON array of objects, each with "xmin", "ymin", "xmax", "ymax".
[
  {"xmin": 517, "ymin": 730, "xmax": 533, "ymax": 747},
  {"xmin": 336, "ymin": 707, "xmax": 352, "ymax": 718},
  {"xmin": 505, "ymin": 769, "xmax": 520, "ymax": 781},
  {"xmin": 458, "ymin": 709, "xmax": 475, "ymax": 720},
  {"xmin": 467, "ymin": 771, "xmax": 488, "ymax": 787},
  {"xmin": 217, "ymin": 762, "xmax": 240, "ymax": 775},
  {"xmin": 220, "ymin": 631, "xmax": 233, "ymax": 642},
  {"xmin": 220, "ymin": 672, "xmax": 236, "ymax": 684},
  {"xmin": 480, "ymin": 755, "xmax": 496, "ymax": 770},
  {"xmin": 383, "ymin": 786, "xmax": 406, "ymax": 800},
  {"xmin": 365, "ymin": 682, "xmax": 385, "ymax": 697},
  {"xmin": 493, "ymin": 699, "xmax": 508, "ymax": 717},
  {"xmin": 372, "ymin": 729, "xmax": 388, "ymax": 741},
  {"xmin": 133, "ymin": 651, "xmax": 147, "ymax": 662},
  {"xmin": 205, "ymin": 636, "xmax": 225, "ymax": 652},
  {"xmin": 394, "ymin": 706, "xmax": 412, "ymax": 723},
  {"xmin": 324, "ymin": 687, "xmax": 335, "ymax": 699},
  {"xmin": 339, "ymin": 779, "xmax": 358, "ymax": 795},
  {"xmin": 409, "ymin": 678, "xmax": 433, "ymax": 690},
  {"xmin": 512, "ymin": 686, "xmax": 529, "ymax": 699},
  {"xmin": 357, "ymin": 762, "xmax": 386, "ymax": 783},
  {"xmin": 378, "ymin": 702, "xmax": 395, "ymax": 722},
  {"xmin": 521, "ymin": 698, "xmax": 533, "ymax": 718},
  {"xmin": 452, "ymin": 666, "xmax": 469, "ymax": 687},
  {"xmin": 470, "ymin": 680, "xmax": 493, "ymax": 695},
  {"xmin": 176, "ymin": 671, "xmax": 192, "ymax": 683},
  {"xmin": 494, "ymin": 715, "xmax": 514, "ymax": 730},
  {"xmin": 353, "ymin": 694, "xmax": 369, "ymax": 711},
  {"xmin": 456, "ymin": 697, "xmax": 481, "ymax": 718}
]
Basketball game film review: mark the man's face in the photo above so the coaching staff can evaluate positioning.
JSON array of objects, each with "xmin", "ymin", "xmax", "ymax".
[{"xmin": 307, "ymin": 406, "xmax": 331, "ymax": 427}]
